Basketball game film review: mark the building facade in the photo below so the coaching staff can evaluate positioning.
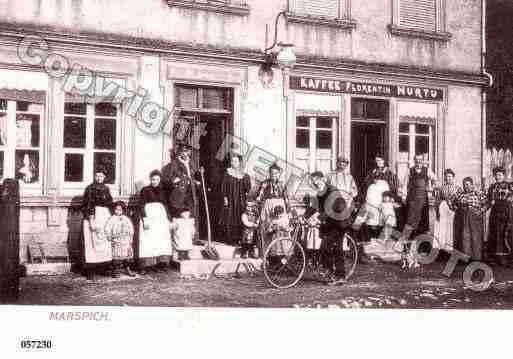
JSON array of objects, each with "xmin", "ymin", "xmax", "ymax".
[{"xmin": 0, "ymin": 0, "xmax": 487, "ymax": 262}]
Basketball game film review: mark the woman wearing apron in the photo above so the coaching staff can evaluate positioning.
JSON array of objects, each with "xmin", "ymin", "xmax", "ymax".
[
  {"xmin": 82, "ymin": 168, "xmax": 113, "ymax": 280},
  {"xmin": 256, "ymin": 163, "xmax": 290, "ymax": 257},
  {"xmin": 487, "ymin": 166, "xmax": 513, "ymax": 266},
  {"xmin": 137, "ymin": 170, "xmax": 173, "ymax": 274},
  {"xmin": 435, "ymin": 169, "xmax": 462, "ymax": 251}
]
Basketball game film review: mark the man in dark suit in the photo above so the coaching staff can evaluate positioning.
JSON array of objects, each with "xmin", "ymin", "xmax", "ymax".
[
  {"xmin": 310, "ymin": 171, "xmax": 352, "ymax": 286},
  {"xmin": 161, "ymin": 144, "xmax": 201, "ymax": 220}
]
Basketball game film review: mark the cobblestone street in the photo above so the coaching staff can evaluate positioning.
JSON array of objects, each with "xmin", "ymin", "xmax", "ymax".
[{"xmin": 16, "ymin": 260, "xmax": 513, "ymax": 309}]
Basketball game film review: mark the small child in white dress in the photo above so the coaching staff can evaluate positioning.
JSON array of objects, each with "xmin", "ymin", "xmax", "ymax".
[
  {"xmin": 379, "ymin": 191, "xmax": 397, "ymax": 241},
  {"xmin": 104, "ymin": 201, "xmax": 135, "ymax": 278},
  {"xmin": 170, "ymin": 209, "xmax": 195, "ymax": 261}
]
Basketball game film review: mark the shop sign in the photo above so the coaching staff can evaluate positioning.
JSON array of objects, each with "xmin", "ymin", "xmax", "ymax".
[{"xmin": 290, "ymin": 76, "xmax": 444, "ymax": 101}]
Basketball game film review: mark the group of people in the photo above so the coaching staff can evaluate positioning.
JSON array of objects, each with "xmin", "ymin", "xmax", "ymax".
[
  {"xmin": 81, "ymin": 144, "xmax": 199, "ymax": 280},
  {"xmin": 80, "ymin": 141, "xmax": 513, "ymax": 282}
]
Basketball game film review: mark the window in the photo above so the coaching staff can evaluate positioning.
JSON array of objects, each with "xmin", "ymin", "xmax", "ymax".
[
  {"xmin": 390, "ymin": 0, "xmax": 451, "ymax": 41},
  {"xmin": 63, "ymin": 98, "xmax": 120, "ymax": 189},
  {"xmin": 398, "ymin": 122, "xmax": 436, "ymax": 170},
  {"xmin": 287, "ymin": 0, "xmax": 355, "ymax": 28},
  {"xmin": 175, "ymin": 85, "xmax": 232, "ymax": 113},
  {"xmin": 0, "ymin": 96, "xmax": 44, "ymax": 190},
  {"xmin": 166, "ymin": 0, "xmax": 250, "ymax": 16},
  {"xmin": 294, "ymin": 116, "xmax": 337, "ymax": 174}
]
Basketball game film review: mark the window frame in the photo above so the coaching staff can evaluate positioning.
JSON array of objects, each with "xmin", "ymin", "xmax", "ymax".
[
  {"xmin": 166, "ymin": 0, "xmax": 250, "ymax": 16},
  {"xmin": 398, "ymin": 122, "xmax": 436, "ymax": 171},
  {"xmin": 286, "ymin": 0, "xmax": 356, "ymax": 29},
  {"xmin": 61, "ymin": 100, "xmax": 121, "ymax": 195},
  {"xmin": 389, "ymin": 0, "xmax": 451, "ymax": 41},
  {"xmin": 0, "ymin": 98, "xmax": 45, "ymax": 195},
  {"xmin": 294, "ymin": 115, "xmax": 338, "ymax": 173}
]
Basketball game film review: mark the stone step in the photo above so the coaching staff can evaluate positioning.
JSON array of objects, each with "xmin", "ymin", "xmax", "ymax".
[
  {"xmin": 362, "ymin": 240, "xmax": 403, "ymax": 262},
  {"xmin": 186, "ymin": 241, "xmax": 240, "ymax": 260},
  {"xmin": 24, "ymin": 262, "xmax": 71, "ymax": 276}
]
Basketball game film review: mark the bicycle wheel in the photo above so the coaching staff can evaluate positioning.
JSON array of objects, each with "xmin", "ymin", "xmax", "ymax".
[
  {"xmin": 342, "ymin": 232, "xmax": 358, "ymax": 280},
  {"xmin": 263, "ymin": 237, "xmax": 306, "ymax": 289}
]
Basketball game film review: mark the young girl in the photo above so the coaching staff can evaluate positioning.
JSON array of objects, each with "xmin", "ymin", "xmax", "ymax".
[
  {"xmin": 380, "ymin": 191, "xmax": 397, "ymax": 241},
  {"xmin": 266, "ymin": 205, "xmax": 292, "ymax": 258},
  {"xmin": 241, "ymin": 201, "xmax": 259, "ymax": 259},
  {"xmin": 171, "ymin": 208, "xmax": 195, "ymax": 260},
  {"xmin": 104, "ymin": 201, "xmax": 135, "ymax": 278},
  {"xmin": 302, "ymin": 194, "xmax": 322, "ymax": 266}
]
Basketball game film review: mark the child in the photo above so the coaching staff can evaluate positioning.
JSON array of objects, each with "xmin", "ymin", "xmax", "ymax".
[
  {"xmin": 380, "ymin": 191, "xmax": 397, "ymax": 241},
  {"xmin": 170, "ymin": 208, "xmax": 195, "ymax": 260},
  {"xmin": 302, "ymin": 194, "xmax": 322, "ymax": 266},
  {"xmin": 266, "ymin": 205, "xmax": 292, "ymax": 258},
  {"xmin": 241, "ymin": 201, "xmax": 259, "ymax": 259},
  {"xmin": 104, "ymin": 201, "xmax": 136, "ymax": 278}
]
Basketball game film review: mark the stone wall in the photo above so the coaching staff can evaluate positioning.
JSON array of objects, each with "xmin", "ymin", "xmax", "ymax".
[{"xmin": 0, "ymin": 0, "xmax": 482, "ymax": 74}]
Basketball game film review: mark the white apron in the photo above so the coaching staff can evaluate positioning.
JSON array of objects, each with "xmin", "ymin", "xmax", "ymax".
[
  {"xmin": 138, "ymin": 202, "xmax": 173, "ymax": 259},
  {"xmin": 364, "ymin": 180, "xmax": 390, "ymax": 226},
  {"xmin": 435, "ymin": 200, "xmax": 455, "ymax": 250},
  {"xmin": 83, "ymin": 206, "xmax": 113, "ymax": 264},
  {"xmin": 172, "ymin": 217, "xmax": 194, "ymax": 251}
]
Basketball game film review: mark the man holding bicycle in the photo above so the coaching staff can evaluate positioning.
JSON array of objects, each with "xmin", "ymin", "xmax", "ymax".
[{"xmin": 310, "ymin": 171, "xmax": 353, "ymax": 286}]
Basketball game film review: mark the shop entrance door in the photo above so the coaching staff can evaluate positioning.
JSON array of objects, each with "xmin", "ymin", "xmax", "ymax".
[
  {"xmin": 351, "ymin": 123, "xmax": 386, "ymax": 188},
  {"xmin": 350, "ymin": 98, "xmax": 388, "ymax": 188},
  {"xmin": 177, "ymin": 112, "xmax": 230, "ymax": 240}
]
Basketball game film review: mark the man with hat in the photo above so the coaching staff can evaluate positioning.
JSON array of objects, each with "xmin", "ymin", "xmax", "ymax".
[
  {"xmin": 161, "ymin": 144, "xmax": 201, "ymax": 222},
  {"xmin": 310, "ymin": 171, "xmax": 352, "ymax": 285}
]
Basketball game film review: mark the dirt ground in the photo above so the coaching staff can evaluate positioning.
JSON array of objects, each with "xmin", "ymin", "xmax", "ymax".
[{"xmin": 15, "ymin": 259, "xmax": 513, "ymax": 309}]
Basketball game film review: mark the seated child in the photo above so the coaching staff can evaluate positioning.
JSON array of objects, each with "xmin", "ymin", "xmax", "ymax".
[
  {"xmin": 379, "ymin": 191, "xmax": 398, "ymax": 241},
  {"xmin": 353, "ymin": 179, "xmax": 390, "ymax": 241},
  {"xmin": 302, "ymin": 194, "xmax": 322, "ymax": 266},
  {"xmin": 170, "ymin": 209, "xmax": 195, "ymax": 261},
  {"xmin": 266, "ymin": 205, "xmax": 292, "ymax": 258},
  {"xmin": 104, "ymin": 201, "xmax": 136, "ymax": 278},
  {"xmin": 241, "ymin": 201, "xmax": 259, "ymax": 259}
]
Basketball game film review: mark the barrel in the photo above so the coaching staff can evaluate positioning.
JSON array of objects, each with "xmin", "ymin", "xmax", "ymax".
[{"xmin": 0, "ymin": 179, "xmax": 20, "ymax": 303}]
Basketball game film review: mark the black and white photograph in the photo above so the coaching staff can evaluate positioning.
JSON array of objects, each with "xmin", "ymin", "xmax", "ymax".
[{"xmin": 1, "ymin": 0, "xmax": 513, "ymax": 357}]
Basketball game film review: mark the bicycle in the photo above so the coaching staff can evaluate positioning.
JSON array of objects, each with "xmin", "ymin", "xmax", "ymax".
[{"xmin": 262, "ymin": 215, "xmax": 359, "ymax": 289}]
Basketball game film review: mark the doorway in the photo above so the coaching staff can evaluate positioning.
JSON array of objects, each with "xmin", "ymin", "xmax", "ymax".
[
  {"xmin": 177, "ymin": 112, "xmax": 231, "ymax": 240},
  {"xmin": 350, "ymin": 98, "xmax": 389, "ymax": 188}
]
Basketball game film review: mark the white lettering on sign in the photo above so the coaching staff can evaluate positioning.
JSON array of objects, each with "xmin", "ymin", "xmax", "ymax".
[{"xmin": 292, "ymin": 77, "xmax": 442, "ymax": 101}]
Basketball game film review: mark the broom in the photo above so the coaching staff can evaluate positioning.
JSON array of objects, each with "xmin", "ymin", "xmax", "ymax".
[{"xmin": 199, "ymin": 167, "xmax": 220, "ymax": 260}]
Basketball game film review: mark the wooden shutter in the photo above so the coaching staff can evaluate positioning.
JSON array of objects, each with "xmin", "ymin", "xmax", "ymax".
[
  {"xmin": 399, "ymin": 0, "xmax": 436, "ymax": 32},
  {"xmin": 292, "ymin": 0, "xmax": 344, "ymax": 18}
]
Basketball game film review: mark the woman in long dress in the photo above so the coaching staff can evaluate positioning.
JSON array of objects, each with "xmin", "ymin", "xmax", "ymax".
[
  {"xmin": 219, "ymin": 154, "xmax": 252, "ymax": 246},
  {"xmin": 436, "ymin": 169, "xmax": 462, "ymax": 251},
  {"xmin": 256, "ymin": 163, "xmax": 289, "ymax": 257},
  {"xmin": 453, "ymin": 177, "xmax": 487, "ymax": 261},
  {"xmin": 81, "ymin": 168, "xmax": 113, "ymax": 280},
  {"xmin": 486, "ymin": 166, "xmax": 513, "ymax": 266},
  {"xmin": 137, "ymin": 170, "xmax": 173, "ymax": 274}
]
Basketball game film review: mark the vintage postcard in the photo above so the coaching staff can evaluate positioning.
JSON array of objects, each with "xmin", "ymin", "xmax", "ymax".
[{"xmin": 0, "ymin": 0, "xmax": 512, "ymax": 357}]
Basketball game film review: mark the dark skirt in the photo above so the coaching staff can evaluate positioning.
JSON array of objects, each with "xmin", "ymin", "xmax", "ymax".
[
  {"xmin": 219, "ymin": 174, "xmax": 250, "ymax": 227},
  {"xmin": 487, "ymin": 201, "xmax": 513, "ymax": 261},
  {"xmin": 406, "ymin": 195, "xmax": 429, "ymax": 234}
]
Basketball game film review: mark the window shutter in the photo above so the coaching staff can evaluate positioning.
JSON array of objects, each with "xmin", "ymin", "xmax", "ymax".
[
  {"xmin": 399, "ymin": 0, "xmax": 436, "ymax": 32},
  {"xmin": 293, "ymin": 0, "xmax": 344, "ymax": 18}
]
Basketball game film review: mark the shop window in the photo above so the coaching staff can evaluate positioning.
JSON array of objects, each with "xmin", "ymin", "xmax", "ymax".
[
  {"xmin": 398, "ymin": 122, "xmax": 436, "ymax": 170},
  {"xmin": 63, "ymin": 99, "xmax": 120, "ymax": 188},
  {"xmin": 294, "ymin": 116, "xmax": 337, "ymax": 174},
  {"xmin": 390, "ymin": 0, "xmax": 451, "ymax": 41},
  {"xmin": 0, "ymin": 96, "xmax": 44, "ymax": 190}
]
